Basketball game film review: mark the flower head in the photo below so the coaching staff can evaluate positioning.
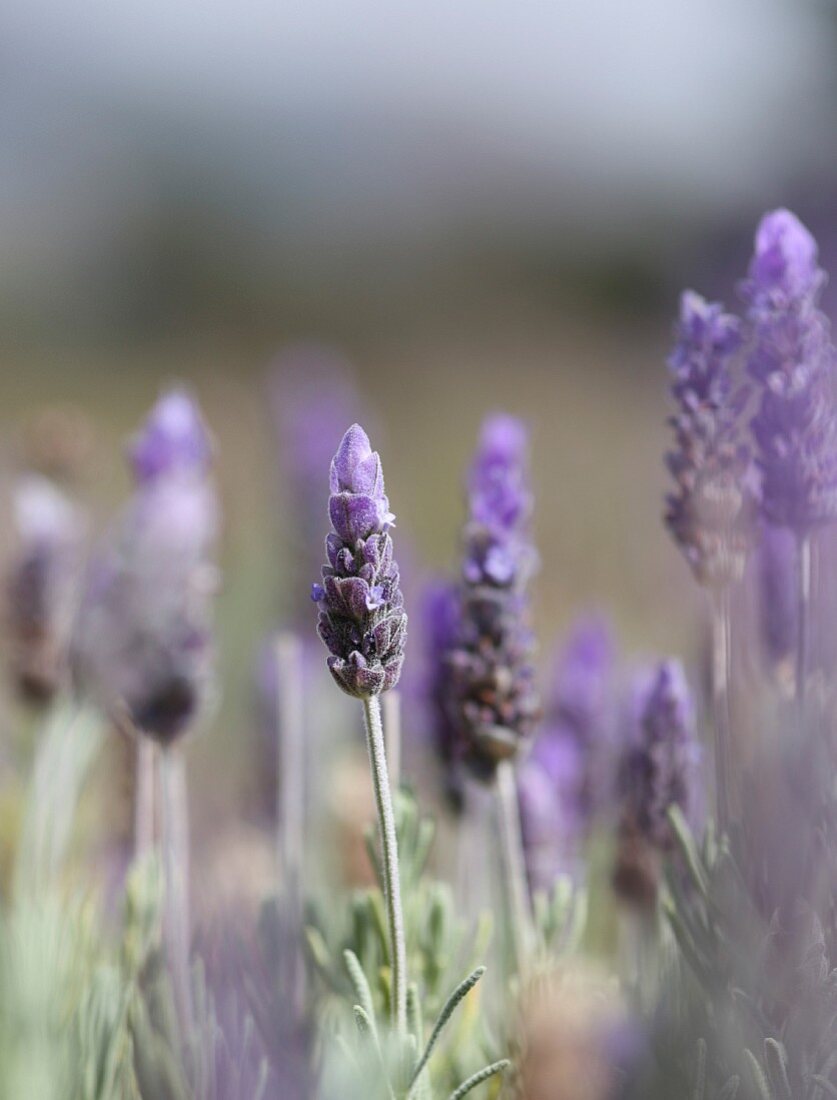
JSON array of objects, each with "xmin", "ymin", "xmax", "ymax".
[
  {"xmin": 128, "ymin": 388, "xmax": 212, "ymax": 485},
  {"xmin": 73, "ymin": 392, "xmax": 219, "ymax": 743},
  {"xmin": 743, "ymin": 210, "xmax": 837, "ymax": 531},
  {"xmin": 6, "ymin": 474, "xmax": 86, "ymax": 700},
  {"xmin": 519, "ymin": 615, "xmax": 616, "ymax": 888},
  {"xmin": 618, "ymin": 660, "xmax": 700, "ymax": 850},
  {"xmin": 444, "ymin": 415, "xmax": 540, "ymax": 778},
  {"xmin": 313, "ymin": 424, "xmax": 406, "ymax": 697},
  {"xmin": 665, "ymin": 290, "xmax": 753, "ymax": 587}
]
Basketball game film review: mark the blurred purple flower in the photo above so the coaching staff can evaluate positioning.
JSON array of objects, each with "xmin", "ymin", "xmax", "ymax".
[
  {"xmin": 519, "ymin": 615, "xmax": 616, "ymax": 889},
  {"xmin": 743, "ymin": 209, "xmax": 837, "ymax": 532},
  {"xmin": 128, "ymin": 387, "xmax": 212, "ymax": 484},
  {"xmin": 665, "ymin": 289, "xmax": 754, "ymax": 587},
  {"xmin": 73, "ymin": 390, "xmax": 220, "ymax": 742},
  {"xmin": 444, "ymin": 414, "xmax": 540, "ymax": 779},
  {"xmin": 6, "ymin": 474, "xmax": 86, "ymax": 700},
  {"xmin": 313, "ymin": 424, "xmax": 406, "ymax": 697},
  {"xmin": 267, "ymin": 347, "xmax": 363, "ymax": 619},
  {"xmin": 618, "ymin": 660, "xmax": 700, "ymax": 850}
]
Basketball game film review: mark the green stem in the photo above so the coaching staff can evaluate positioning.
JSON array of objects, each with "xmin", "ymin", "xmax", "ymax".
[
  {"xmin": 134, "ymin": 738, "xmax": 156, "ymax": 860},
  {"xmin": 711, "ymin": 588, "xmax": 733, "ymax": 833},
  {"xmin": 159, "ymin": 747, "xmax": 193, "ymax": 1031},
  {"xmin": 495, "ymin": 759, "xmax": 533, "ymax": 975},
  {"xmin": 362, "ymin": 694, "xmax": 407, "ymax": 1036},
  {"xmin": 796, "ymin": 534, "xmax": 811, "ymax": 717}
]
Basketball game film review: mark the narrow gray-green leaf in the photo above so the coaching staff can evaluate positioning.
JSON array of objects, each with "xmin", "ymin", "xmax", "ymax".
[
  {"xmin": 408, "ymin": 968, "xmax": 486, "ymax": 1090},
  {"xmin": 448, "ymin": 1059, "xmax": 510, "ymax": 1100}
]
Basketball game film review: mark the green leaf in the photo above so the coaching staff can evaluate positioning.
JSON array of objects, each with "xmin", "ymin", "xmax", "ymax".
[
  {"xmin": 448, "ymin": 1059, "xmax": 510, "ymax": 1100},
  {"xmin": 764, "ymin": 1039, "xmax": 792, "ymax": 1100},
  {"xmin": 408, "ymin": 968, "xmax": 486, "ymax": 1090},
  {"xmin": 745, "ymin": 1049, "xmax": 774, "ymax": 1100},
  {"xmin": 344, "ymin": 950, "xmax": 377, "ymax": 1037}
]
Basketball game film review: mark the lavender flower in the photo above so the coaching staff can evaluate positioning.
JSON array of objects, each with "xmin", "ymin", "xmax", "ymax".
[
  {"xmin": 618, "ymin": 660, "xmax": 700, "ymax": 851},
  {"xmin": 128, "ymin": 387, "xmax": 212, "ymax": 484},
  {"xmin": 6, "ymin": 475, "xmax": 86, "ymax": 700},
  {"xmin": 445, "ymin": 414, "xmax": 540, "ymax": 778},
  {"xmin": 665, "ymin": 290, "xmax": 753, "ymax": 587},
  {"xmin": 519, "ymin": 615, "xmax": 616, "ymax": 888},
  {"xmin": 72, "ymin": 390, "xmax": 219, "ymax": 742},
  {"xmin": 743, "ymin": 209, "xmax": 837, "ymax": 532},
  {"xmin": 312, "ymin": 425, "xmax": 406, "ymax": 697},
  {"xmin": 421, "ymin": 579, "xmax": 464, "ymax": 804}
]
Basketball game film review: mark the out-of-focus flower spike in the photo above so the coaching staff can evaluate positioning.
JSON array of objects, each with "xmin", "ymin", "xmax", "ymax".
[
  {"xmin": 6, "ymin": 474, "xmax": 86, "ymax": 701},
  {"xmin": 665, "ymin": 290, "xmax": 754, "ymax": 588},
  {"xmin": 128, "ymin": 387, "xmax": 212, "ymax": 485}
]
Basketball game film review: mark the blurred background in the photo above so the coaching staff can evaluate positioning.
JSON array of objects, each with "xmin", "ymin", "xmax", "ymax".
[{"xmin": 2, "ymin": 0, "xmax": 837, "ymax": 837}]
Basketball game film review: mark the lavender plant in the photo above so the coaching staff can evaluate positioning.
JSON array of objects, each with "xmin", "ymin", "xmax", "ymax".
[
  {"xmin": 72, "ymin": 387, "xmax": 219, "ymax": 1035},
  {"xmin": 313, "ymin": 424, "xmax": 507, "ymax": 1098},
  {"xmin": 665, "ymin": 290, "xmax": 753, "ymax": 830},
  {"xmin": 429, "ymin": 415, "xmax": 541, "ymax": 975},
  {"xmin": 743, "ymin": 209, "xmax": 837, "ymax": 707}
]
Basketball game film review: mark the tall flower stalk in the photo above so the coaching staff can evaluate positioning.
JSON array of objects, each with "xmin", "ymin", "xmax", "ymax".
[
  {"xmin": 742, "ymin": 210, "xmax": 837, "ymax": 711},
  {"xmin": 443, "ymin": 415, "xmax": 541, "ymax": 972},
  {"xmin": 665, "ymin": 290, "xmax": 752, "ymax": 829},
  {"xmin": 72, "ymin": 387, "xmax": 219, "ymax": 1029},
  {"xmin": 312, "ymin": 424, "xmax": 408, "ymax": 1034}
]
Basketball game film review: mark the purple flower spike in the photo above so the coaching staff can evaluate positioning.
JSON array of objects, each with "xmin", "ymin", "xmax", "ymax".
[
  {"xmin": 73, "ymin": 393, "xmax": 219, "ymax": 743},
  {"xmin": 6, "ymin": 475, "xmax": 86, "ymax": 701},
  {"xmin": 314, "ymin": 425, "xmax": 406, "ymax": 698},
  {"xmin": 665, "ymin": 290, "xmax": 754, "ymax": 587},
  {"xmin": 743, "ymin": 209, "xmax": 837, "ymax": 532},
  {"xmin": 129, "ymin": 388, "xmax": 212, "ymax": 485},
  {"xmin": 619, "ymin": 660, "xmax": 700, "ymax": 850},
  {"xmin": 444, "ymin": 414, "xmax": 541, "ymax": 778},
  {"xmin": 518, "ymin": 615, "xmax": 616, "ymax": 889}
]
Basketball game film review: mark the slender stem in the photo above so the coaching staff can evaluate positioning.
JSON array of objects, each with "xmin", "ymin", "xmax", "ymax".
[
  {"xmin": 710, "ymin": 588, "xmax": 733, "ymax": 833},
  {"xmin": 134, "ymin": 738, "xmax": 156, "ymax": 860},
  {"xmin": 495, "ymin": 759, "xmax": 534, "ymax": 976},
  {"xmin": 382, "ymin": 689, "xmax": 402, "ymax": 789},
  {"xmin": 159, "ymin": 747, "xmax": 193, "ymax": 1030},
  {"xmin": 796, "ymin": 534, "xmax": 811, "ymax": 716},
  {"xmin": 362, "ymin": 694, "xmax": 407, "ymax": 1036},
  {"xmin": 275, "ymin": 632, "xmax": 306, "ymax": 1014},
  {"xmin": 275, "ymin": 634, "xmax": 305, "ymax": 894}
]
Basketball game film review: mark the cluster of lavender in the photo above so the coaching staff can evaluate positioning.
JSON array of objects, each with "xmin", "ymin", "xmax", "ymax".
[
  {"xmin": 428, "ymin": 415, "xmax": 541, "ymax": 782},
  {"xmin": 72, "ymin": 389, "xmax": 219, "ymax": 741},
  {"xmin": 312, "ymin": 424, "xmax": 406, "ymax": 698},
  {"xmin": 667, "ymin": 209, "xmax": 837, "ymax": 583}
]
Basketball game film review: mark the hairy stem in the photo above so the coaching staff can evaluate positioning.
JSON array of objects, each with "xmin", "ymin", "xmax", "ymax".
[
  {"xmin": 495, "ymin": 759, "xmax": 533, "ymax": 975},
  {"xmin": 796, "ymin": 534, "xmax": 811, "ymax": 716},
  {"xmin": 134, "ymin": 738, "xmax": 157, "ymax": 860},
  {"xmin": 159, "ymin": 747, "xmax": 192, "ymax": 1030},
  {"xmin": 711, "ymin": 588, "xmax": 733, "ymax": 832},
  {"xmin": 275, "ymin": 632, "xmax": 306, "ymax": 1013},
  {"xmin": 362, "ymin": 693, "xmax": 407, "ymax": 1036},
  {"xmin": 382, "ymin": 690, "xmax": 402, "ymax": 790}
]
